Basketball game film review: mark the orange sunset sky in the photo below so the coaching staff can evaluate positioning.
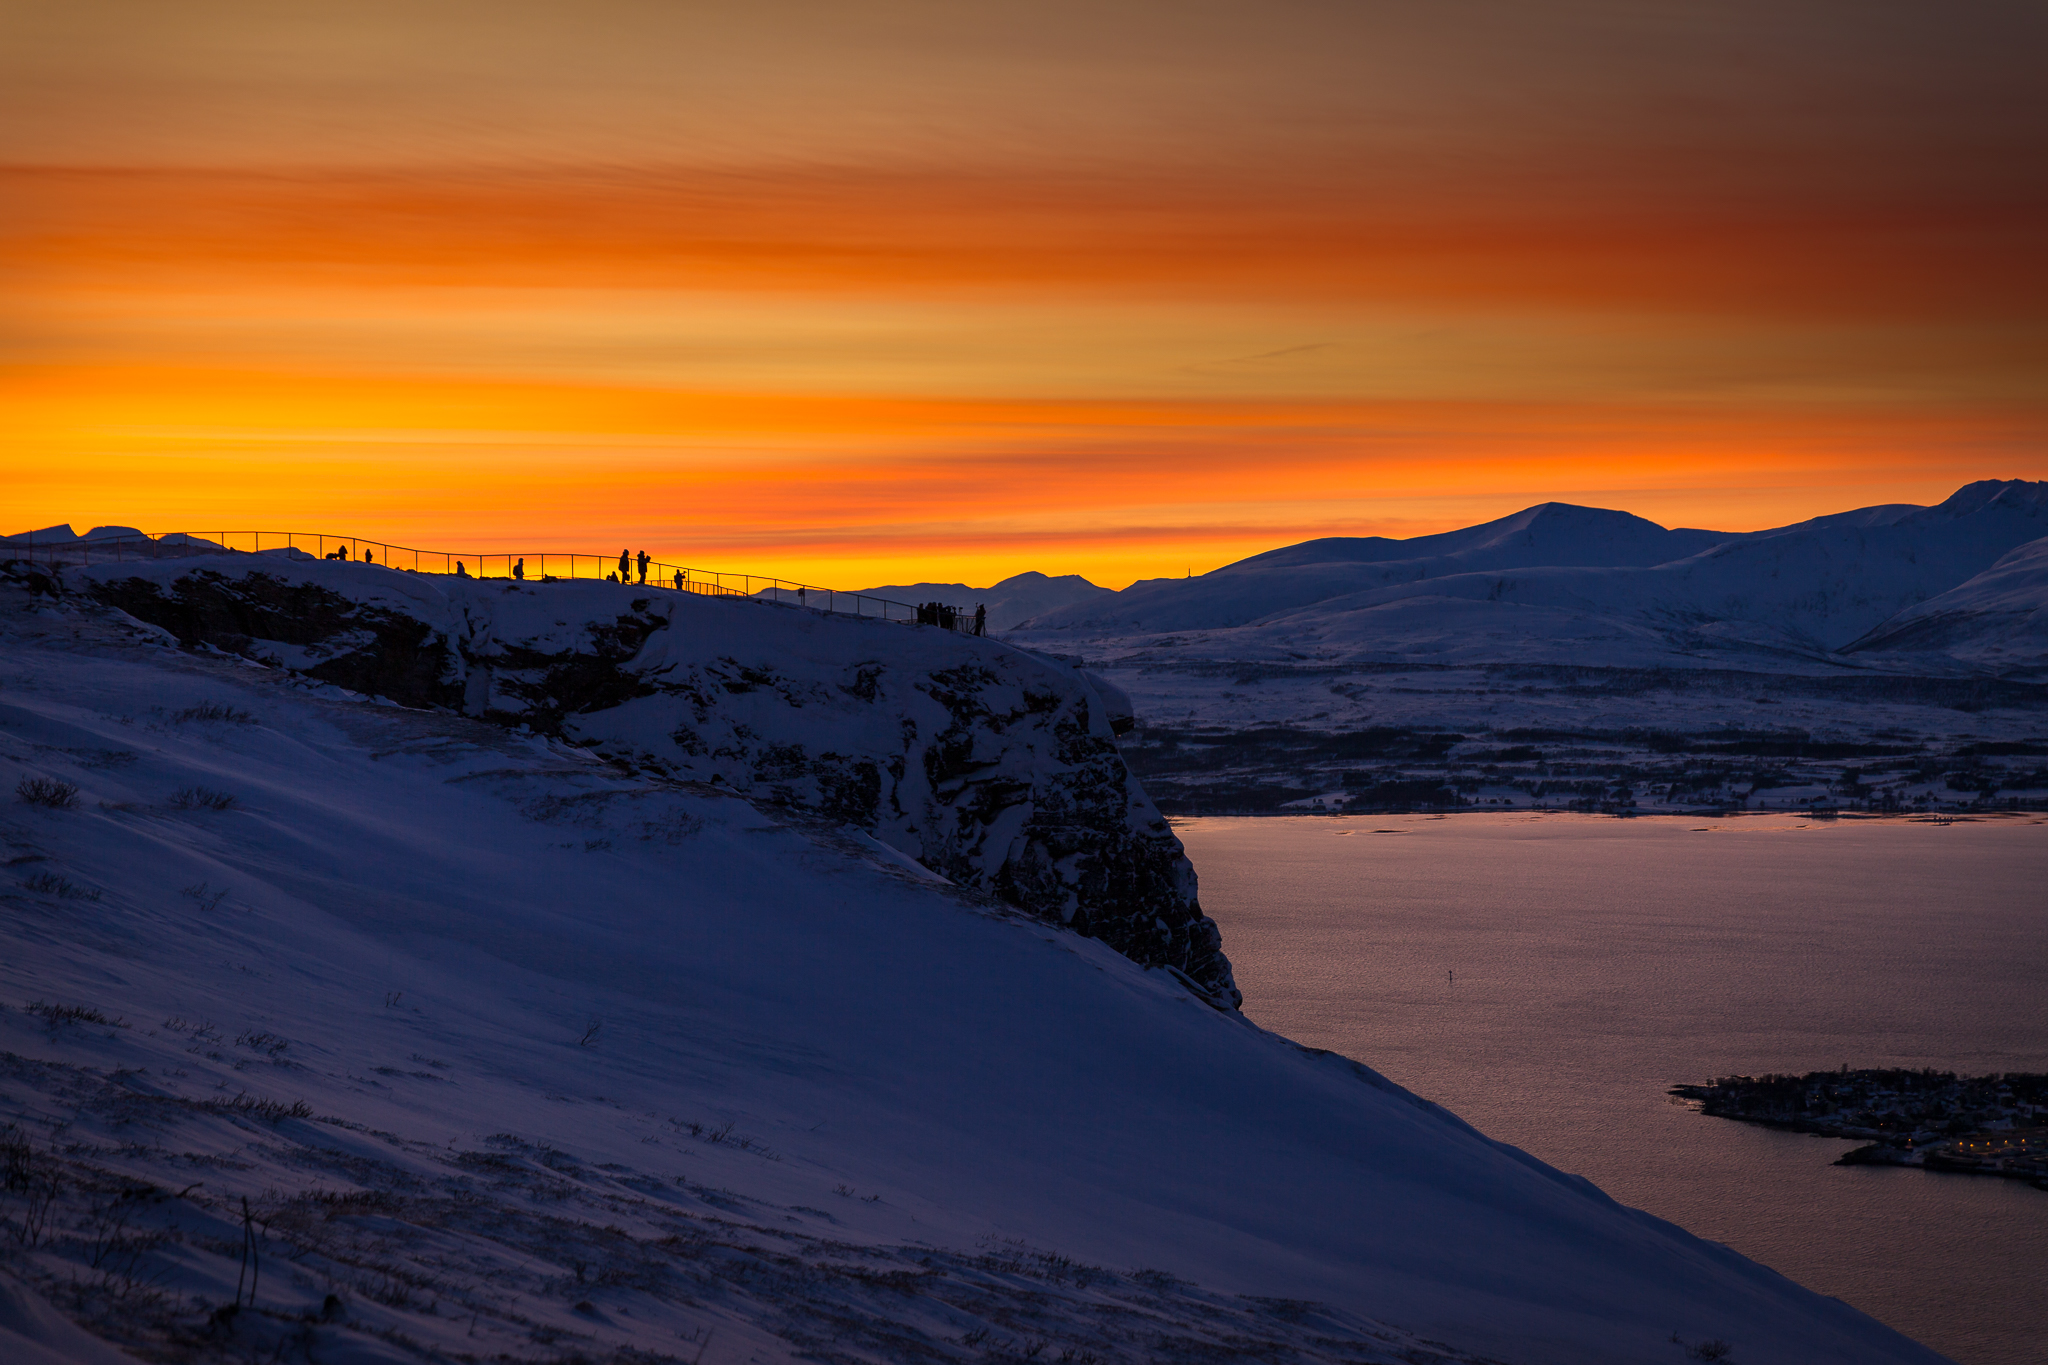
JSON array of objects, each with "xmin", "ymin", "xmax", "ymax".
[{"xmin": 4, "ymin": 0, "xmax": 2046, "ymax": 588}]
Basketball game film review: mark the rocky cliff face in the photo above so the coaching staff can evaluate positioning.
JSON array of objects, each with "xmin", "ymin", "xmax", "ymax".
[{"xmin": 61, "ymin": 557, "xmax": 1239, "ymax": 1005}]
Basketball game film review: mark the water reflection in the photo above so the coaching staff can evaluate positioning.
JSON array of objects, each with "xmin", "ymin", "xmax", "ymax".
[{"xmin": 1180, "ymin": 813, "xmax": 2048, "ymax": 1365}]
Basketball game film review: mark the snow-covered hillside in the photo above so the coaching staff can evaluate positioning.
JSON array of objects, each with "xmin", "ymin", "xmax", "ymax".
[
  {"xmin": 0, "ymin": 567, "xmax": 1946, "ymax": 1364},
  {"xmin": 1019, "ymin": 504, "xmax": 1735, "ymax": 638},
  {"xmin": 49, "ymin": 557, "xmax": 1233, "ymax": 1006},
  {"xmin": 1014, "ymin": 481, "xmax": 2048, "ymax": 674},
  {"xmin": 1231, "ymin": 506, "xmax": 1730, "ymax": 573},
  {"xmin": 850, "ymin": 573, "xmax": 1111, "ymax": 633},
  {"xmin": 1846, "ymin": 535, "xmax": 2048, "ymax": 678}
]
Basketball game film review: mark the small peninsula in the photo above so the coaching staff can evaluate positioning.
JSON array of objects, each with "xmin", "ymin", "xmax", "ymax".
[{"xmin": 1671, "ymin": 1069, "xmax": 2048, "ymax": 1188}]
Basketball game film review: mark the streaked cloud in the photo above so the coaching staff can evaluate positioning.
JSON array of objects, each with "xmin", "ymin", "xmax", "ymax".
[{"xmin": 3, "ymin": 1, "xmax": 2043, "ymax": 584}]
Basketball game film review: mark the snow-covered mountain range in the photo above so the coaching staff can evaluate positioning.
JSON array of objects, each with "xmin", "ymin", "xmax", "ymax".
[
  {"xmin": 0, "ymin": 558, "xmax": 1944, "ymax": 1364},
  {"xmin": 1013, "ymin": 480, "xmax": 2048, "ymax": 676},
  {"xmin": 995, "ymin": 481, "xmax": 2048, "ymax": 815}
]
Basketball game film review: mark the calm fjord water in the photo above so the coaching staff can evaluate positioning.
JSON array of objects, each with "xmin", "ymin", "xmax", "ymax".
[{"xmin": 1179, "ymin": 813, "xmax": 2048, "ymax": 1365}]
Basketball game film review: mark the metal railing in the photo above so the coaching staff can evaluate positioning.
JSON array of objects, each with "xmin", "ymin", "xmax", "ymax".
[{"xmin": 1, "ymin": 529, "xmax": 919, "ymax": 623}]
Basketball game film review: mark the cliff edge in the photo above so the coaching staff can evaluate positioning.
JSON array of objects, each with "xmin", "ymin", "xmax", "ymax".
[{"xmin": 62, "ymin": 556, "xmax": 1239, "ymax": 1006}]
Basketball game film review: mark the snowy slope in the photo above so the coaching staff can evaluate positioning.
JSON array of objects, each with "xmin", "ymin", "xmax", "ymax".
[
  {"xmin": 851, "ymin": 573, "xmax": 1111, "ymax": 633},
  {"xmin": 1620, "ymin": 479, "xmax": 2048, "ymax": 650},
  {"xmin": 0, "ymin": 578, "xmax": 1946, "ymax": 1365},
  {"xmin": 1014, "ymin": 482, "xmax": 2048, "ymax": 672},
  {"xmin": 61, "ymin": 556, "xmax": 1235, "ymax": 1005},
  {"xmin": 1846, "ymin": 533, "xmax": 2048, "ymax": 677}
]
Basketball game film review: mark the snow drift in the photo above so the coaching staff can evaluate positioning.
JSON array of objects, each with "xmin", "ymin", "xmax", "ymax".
[{"xmin": 0, "ymin": 564, "xmax": 1945, "ymax": 1365}]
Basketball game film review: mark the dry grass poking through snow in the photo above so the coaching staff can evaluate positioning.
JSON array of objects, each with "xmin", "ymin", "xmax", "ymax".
[
  {"xmin": 15, "ymin": 777, "xmax": 79, "ymax": 809},
  {"xmin": 0, "ymin": 1051, "xmax": 1513, "ymax": 1365}
]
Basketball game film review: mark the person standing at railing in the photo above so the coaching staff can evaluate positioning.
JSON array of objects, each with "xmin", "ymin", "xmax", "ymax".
[
  {"xmin": 672, "ymin": 569, "xmax": 684, "ymax": 591},
  {"xmin": 513, "ymin": 557, "xmax": 526, "ymax": 581},
  {"xmin": 618, "ymin": 548, "xmax": 630, "ymax": 580},
  {"xmin": 974, "ymin": 603, "xmax": 986, "ymax": 636},
  {"xmin": 636, "ymin": 550, "xmax": 649, "ymax": 585}
]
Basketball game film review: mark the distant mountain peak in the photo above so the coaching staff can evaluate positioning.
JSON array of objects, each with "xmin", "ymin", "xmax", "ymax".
[
  {"xmin": 1934, "ymin": 479, "xmax": 2048, "ymax": 517},
  {"xmin": 850, "ymin": 570, "xmax": 1110, "ymax": 632},
  {"xmin": 1508, "ymin": 500, "xmax": 1661, "ymax": 524}
]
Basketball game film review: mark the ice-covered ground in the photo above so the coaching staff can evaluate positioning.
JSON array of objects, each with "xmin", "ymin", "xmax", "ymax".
[{"xmin": 0, "ymin": 576, "xmax": 1945, "ymax": 1364}]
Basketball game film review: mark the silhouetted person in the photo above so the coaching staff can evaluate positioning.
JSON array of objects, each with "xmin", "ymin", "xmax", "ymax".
[
  {"xmin": 618, "ymin": 548, "xmax": 630, "ymax": 579},
  {"xmin": 607, "ymin": 571, "xmax": 619, "ymax": 582},
  {"xmin": 337, "ymin": 545, "xmax": 349, "ymax": 561},
  {"xmin": 673, "ymin": 569, "xmax": 684, "ymax": 590},
  {"xmin": 513, "ymin": 557, "xmax": 525, "ymax": 581},
  {"xmin": 455, "ymin": 561, "xmax": 469, "ymax": 577},
  {"xmin": 974, "ymin": 603, "xmax": 986, "ymax": 636},
  {"xmin": 636, "ymin": 550, "xmax": 649, "ymax": 584},
  {"xmin": 364, "ymin": 550, "xmax": 374, "ymax": 565}
]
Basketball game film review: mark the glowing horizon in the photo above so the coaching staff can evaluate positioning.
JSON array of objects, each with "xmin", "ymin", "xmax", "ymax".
[{"xmin": 5, "ymin": 2, "xmax": 2044, "ymax": 590}]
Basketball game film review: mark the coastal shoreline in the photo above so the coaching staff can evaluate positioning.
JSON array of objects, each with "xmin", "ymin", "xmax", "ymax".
[{"xmin": 1670, "ymin": 1071, "xmax": 2048, "ymax": 1191}]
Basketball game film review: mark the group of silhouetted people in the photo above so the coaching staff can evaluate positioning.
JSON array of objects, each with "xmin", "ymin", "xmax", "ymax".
[
  {"xmin": 917, "ymin": 601, "xmax": 987, "ymax": 635},
  {"xmin": 598, "ymin": 550, "xmax": 691, "ymax": 590},
  {"xmin": 611, "ymin": 548, "xmax": 647, "ymax": 584}
]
